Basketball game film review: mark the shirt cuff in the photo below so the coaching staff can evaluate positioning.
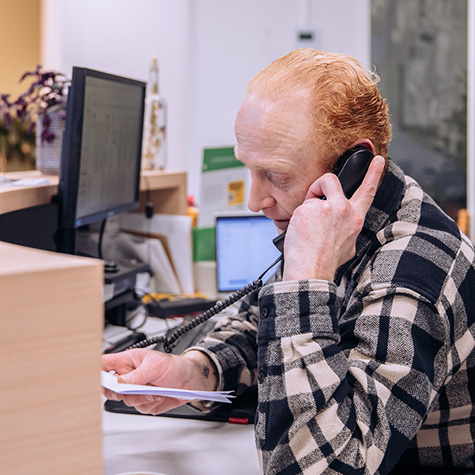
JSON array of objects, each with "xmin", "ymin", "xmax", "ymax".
[{"xmin": 258, "ymin": 279, "xmax": 339, "ymax": 341}]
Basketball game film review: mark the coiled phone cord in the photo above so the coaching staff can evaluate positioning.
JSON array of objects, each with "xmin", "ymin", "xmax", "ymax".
[
  {"xmin": 129, "ymin": 148, "xmax": 374, "ymax": 353},
  {"xmin": 129, "ymin": 254, "xmax": 283, "ymax": 353}
]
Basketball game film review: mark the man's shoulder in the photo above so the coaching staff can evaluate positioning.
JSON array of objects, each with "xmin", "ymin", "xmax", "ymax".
[{"xmin": 368, "ymin": 171, "xmax": 474, "ymax": 304}]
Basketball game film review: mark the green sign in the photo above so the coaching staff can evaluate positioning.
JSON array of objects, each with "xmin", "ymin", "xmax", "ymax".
[
  {"xmin": 192, "ymin": 227, "xmax": 216, "ymax": 261},
  {"xmin": 202, "ymin": 147, "xmax": 245, "ymax": 172}
]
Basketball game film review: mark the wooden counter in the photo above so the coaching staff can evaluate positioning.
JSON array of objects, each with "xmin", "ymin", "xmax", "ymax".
[
  {"xmin": 0, "ymin": 169, "xmax": 188, "ymax": 216},
  {"xmin": 0, "ymin": 241, "xmax": 104, "ymax": 474},
  {"xmin": 0, "ymin": 171, "xmax": 59, "ymax": 215},
  {"xmin": 0, "ymin": 168, "xmax": 188, "ymax": 473}
]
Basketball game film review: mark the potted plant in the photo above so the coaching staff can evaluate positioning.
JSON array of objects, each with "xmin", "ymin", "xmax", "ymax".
[
  {"xmin": 0, "ymin": 115, "xmax": 36, "ymax": 176},
  {"xmin": 0, "ymin": 65, "xmax": 70, "ymax": 175}
]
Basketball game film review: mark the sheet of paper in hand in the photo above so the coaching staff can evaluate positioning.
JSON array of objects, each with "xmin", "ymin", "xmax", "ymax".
[{"xmin": 101, "ymin": 371, "xmax": 235, "ymax": 403}]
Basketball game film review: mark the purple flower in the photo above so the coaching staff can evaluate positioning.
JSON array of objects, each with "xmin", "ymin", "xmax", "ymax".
[
  {"xmin": 3, "ymin": 111, "xmax": 12, "ymax": 130},
  {"xmin": 1, "ymin": 65, "xmax": 70, "ymax": 139},
  {"xmin": 1, "ymin": 94, "xmax": 11, "ymax": 107},
  {"xmin": 41, "ymin": 128, "xmax": 56, "ymax": 144},
  {"xmin": 16, "ymin": 105, "xmax": 27, "ymax": 121},
  {"xmin": 42, "ymin": 114, "xmax": 51, "ymax": 128}
]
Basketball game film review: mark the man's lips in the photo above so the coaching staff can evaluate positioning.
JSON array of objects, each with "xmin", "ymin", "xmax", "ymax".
[{"xmin": 273, "ymin": 218, "xmax": 290, "ymax": 231}]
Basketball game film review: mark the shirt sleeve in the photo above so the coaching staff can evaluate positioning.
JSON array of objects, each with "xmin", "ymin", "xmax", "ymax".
[
  {"xmin": 186, "ymin": 285, "xmax": 261, "ymax": 394},
  {"xmin": 255, "ymin": 278, "xmax": 447, "ymax": 475}
]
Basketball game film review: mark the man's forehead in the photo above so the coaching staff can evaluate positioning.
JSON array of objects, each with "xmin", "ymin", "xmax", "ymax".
[
  {"xmin": 235, "ymin": 94, "xmax": 271, "ymax": 129},
  {"xmin": 238, "ymin": 93, "xmax": 311, "ymax": 134},
  {"xmin": 234, "ymin": 90, "xmax": 320, "ymax": 175},
  {"xmin": 240, "ymin": 88, "xmax": 310, "ymax": 115}
]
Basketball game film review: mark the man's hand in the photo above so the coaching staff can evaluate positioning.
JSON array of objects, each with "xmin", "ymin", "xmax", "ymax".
[
  {"xmin": 102, "ymin": 349, "xmax": 218, "ymax": 415},
  {"xmin": 282, "ymin": 155, "xmax": 386, "ymax": 282}
]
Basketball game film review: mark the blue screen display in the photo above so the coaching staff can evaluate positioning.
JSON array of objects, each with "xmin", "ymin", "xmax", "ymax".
[{"xmin": 215, "ymin": 215, "xmax": 281, "ymax": 292}]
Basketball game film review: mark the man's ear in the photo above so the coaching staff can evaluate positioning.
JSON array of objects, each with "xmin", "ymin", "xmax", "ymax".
[
  {"xmin": 350, "ymin": 139, "xmax": 375, "ymax": 154},
  {"xmin": 353, "ymin": 139, "xmax": 389, "ymax": 186}
]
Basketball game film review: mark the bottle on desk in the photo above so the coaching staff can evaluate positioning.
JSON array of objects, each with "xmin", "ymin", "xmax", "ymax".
[{"xmin": 142, "ymin": 57, "xmax": 168, "ymax": 170}]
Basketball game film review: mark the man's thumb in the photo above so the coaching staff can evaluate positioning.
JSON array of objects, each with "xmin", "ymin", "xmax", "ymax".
[{"xmin": 117, "ymin": 370, "xmax": 143, "ymax": 385}]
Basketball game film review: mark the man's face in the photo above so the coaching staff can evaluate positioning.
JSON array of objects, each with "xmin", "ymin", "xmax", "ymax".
[{"xmin": 234, "ymin": 93, "xmax": 326, "ymax": 232}]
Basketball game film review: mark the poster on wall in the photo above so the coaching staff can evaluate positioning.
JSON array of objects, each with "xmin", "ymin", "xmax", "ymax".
[{"xmin": 198, "ymin": 146, "xmax": 249, "ymax": 228}]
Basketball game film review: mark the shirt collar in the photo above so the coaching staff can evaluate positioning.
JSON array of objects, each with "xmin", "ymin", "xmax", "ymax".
[{"xmin": 335, "ymin": 159, "xmax": 406, "ymax": 282}]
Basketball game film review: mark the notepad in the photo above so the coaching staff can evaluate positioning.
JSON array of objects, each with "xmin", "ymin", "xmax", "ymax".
[{"xmin": 101, "ymin": 371, "xmax": 234, "ymax": 403}]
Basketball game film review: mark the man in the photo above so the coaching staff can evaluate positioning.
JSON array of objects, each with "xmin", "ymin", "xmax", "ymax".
[{"xmin": 103, "ymin": 49, "xmax": 475, "ymax": 474}]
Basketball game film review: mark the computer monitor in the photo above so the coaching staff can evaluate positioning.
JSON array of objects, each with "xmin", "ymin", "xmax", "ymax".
[
  {"xmin": 57, "ymin": 67, "xmax": 146, "ymax": 254},
  {"xmin": 215, "ymin": 213, "xmax": 281, "ymax": 293}
]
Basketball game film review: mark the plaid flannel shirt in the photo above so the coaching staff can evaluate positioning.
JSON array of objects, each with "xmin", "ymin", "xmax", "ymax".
[{"xmin": 193, "ymin": 160, "xmax": 475, "ymax": 474}]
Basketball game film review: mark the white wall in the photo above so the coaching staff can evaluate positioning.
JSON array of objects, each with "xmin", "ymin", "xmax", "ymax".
[
  {"xmin": 187, "ymin": 0, "xmax": 371, "ymax": 200},
  {"xmin": 42, "ymin": 0, "xmax": 193, "ymax": 190},
  {"xmin": 42, "ymin": 0, "xmax": 370, "ymax": 201}
]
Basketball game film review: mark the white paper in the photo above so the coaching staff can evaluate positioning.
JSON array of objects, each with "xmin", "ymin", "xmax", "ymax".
[
  {"xmin": 10, "ymin": 177, "xmax": 51, "ymax": 186},
  {"xmin": 120, "ymin": 213, "xmax": 194, "ymax": 294},
  {"xmin": 101, "ymin": 371, "xmax": 234, "ymax": 403},
  {"xmin": 98, "ymin": 230, "xmax": 182, "ymax": 294},
  {"xmin": 113, "ymin": 232, "xmax": 182, "ymax": 294}
]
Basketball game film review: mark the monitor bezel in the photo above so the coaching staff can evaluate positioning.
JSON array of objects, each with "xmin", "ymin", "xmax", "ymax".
[{"xmin": 58, "ymin": 67, "xmax": 146, "ymax": 230}]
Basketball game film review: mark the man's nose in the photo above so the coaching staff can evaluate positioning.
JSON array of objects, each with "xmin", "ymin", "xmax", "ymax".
[{"xmin": 248, "ymin": 180, "xmax": 275, "ymax": 212}]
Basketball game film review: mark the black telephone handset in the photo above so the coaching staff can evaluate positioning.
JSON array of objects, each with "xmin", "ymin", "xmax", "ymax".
[
  {"xmin": 128, "ymin": 146, "xmax": 374, "ymax": 353},
  {"xmin": 272, "ymin": 145, "xmax": 374, "ymax": 253}
]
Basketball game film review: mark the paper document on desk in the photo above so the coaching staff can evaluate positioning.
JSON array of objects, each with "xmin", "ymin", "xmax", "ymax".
[
  {"xmin": 120, "ymin": 213, "xmax": 194, "ymax": 294},
  {"xmin": 10, "ymin": 177, "xmax": 51, "ymax": 186},
  {"xmin": 101, "ymin": 371, "xmax": 234, "ymax": 403}
]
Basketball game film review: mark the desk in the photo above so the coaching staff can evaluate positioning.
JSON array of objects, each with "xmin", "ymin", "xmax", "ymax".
[
  {"xmin": 102, "ymin": 315, "xmax": 260, "ymax": 475},
  {"xmin": 0, "ymin": 169, "xmax": 188, "ymax": 252},
  {"xmin": 0, "ymin": 169, "xmax": 188, "ymax": 474},
  {"xmin": 103, "ymin": 404, "xmax": 260, "ymax": 475}
]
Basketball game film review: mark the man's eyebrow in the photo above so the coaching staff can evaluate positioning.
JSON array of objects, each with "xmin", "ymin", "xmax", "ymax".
[
  {"xmin": 233, "ymin": 146, "xmax": 292, "ymax": 173},
  {"xmin": 258, "ymin": 160, "xmax": 292, "ymax": 173},
  {"xmin": 233, "ymin": 146, "xmax": 242, "ymax": 162}
]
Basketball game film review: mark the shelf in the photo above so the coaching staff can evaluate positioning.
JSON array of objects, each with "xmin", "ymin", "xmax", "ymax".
[{"xmin": 0, "ymin": 169, "xmax": 187, "ymax": 216}]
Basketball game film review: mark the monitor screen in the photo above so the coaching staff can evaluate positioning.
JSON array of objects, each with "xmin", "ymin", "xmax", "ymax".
[
  {"xmin": 58, "ymin": 67, "xmax": 146, "ymax": 232},
  {"xmin": 215, "ymin": 214, "xmax": 280, "ymax": 292}
]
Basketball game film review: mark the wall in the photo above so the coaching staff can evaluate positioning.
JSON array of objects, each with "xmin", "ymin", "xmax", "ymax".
[
  {"xmin": 41, "ymin": 0, "xmax": 192, "ymax": 190},
  {"xmin": 41, "ymin": 0, "xmax": 370, "ymax": 201},
  {"xmin": 0, "ymin": 0, "xmax": 41, "ymax": 98},
  {"xmin": 187, "ymin": 0, "xmax": 371, "ymax": 200}
]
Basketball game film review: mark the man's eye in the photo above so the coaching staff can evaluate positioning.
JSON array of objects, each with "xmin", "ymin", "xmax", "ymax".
[{"xmin": 265, "ymin": 171, "xmax": 291, "ymax": 189}]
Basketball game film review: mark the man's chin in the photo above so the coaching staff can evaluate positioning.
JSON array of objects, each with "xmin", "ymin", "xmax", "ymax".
[{"xmin": 273, "ymin": 219, "xmax": 290, "ymax": 232}]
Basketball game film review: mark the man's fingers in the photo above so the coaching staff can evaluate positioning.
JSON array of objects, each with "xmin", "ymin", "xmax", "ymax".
[
  {"xmin": 102, "ymin": 353, "xmax": 132, "ymax": 375},
  {"xmin": 351, "ymin": 155, "xmax": 385, "ymax": 211},
  {"xmin": 103, "ymin": 388, "xmax": 120, "ymax": 401},
  {"xmin": 102, "ymin": 354, "xmax": 120, "ymax": 372},
  {"xmin": 305, "ymin": 172, "xmax": 342, "ymax": 200}
]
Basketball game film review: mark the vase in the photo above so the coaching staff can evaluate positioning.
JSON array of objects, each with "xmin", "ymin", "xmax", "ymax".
[{"xmin": 35, "ymin": 112, "xmax": 65, "ymax": 175}]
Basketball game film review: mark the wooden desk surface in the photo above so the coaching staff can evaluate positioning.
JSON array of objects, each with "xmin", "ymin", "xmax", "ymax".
[
  {"xmin": 0, "ymin": 169, "xmax": 187, "ymax": 216},
  {"xmin": 0, "ymin": 171, "xmax": 59, "ymax": 215}
]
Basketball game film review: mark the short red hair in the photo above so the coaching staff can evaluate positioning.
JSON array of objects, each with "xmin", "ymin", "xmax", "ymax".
[{"xmin": 247, "ymin": 49, "xmax": 392, "ymax": 171}]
